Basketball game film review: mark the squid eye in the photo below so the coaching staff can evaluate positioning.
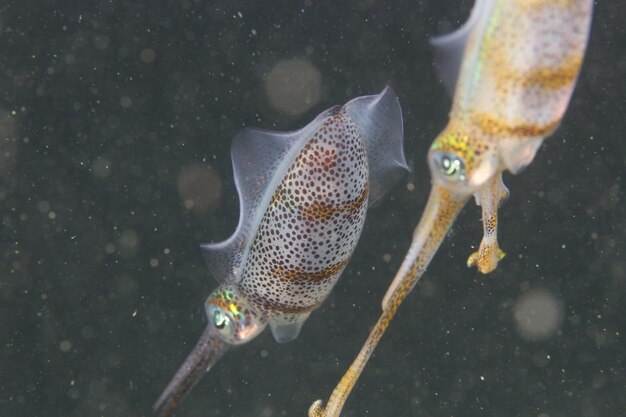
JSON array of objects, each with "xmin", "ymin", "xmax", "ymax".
[
  {"xmin": 212, "ymin": 309, "xmax": 233, "ymax": 338},
  {"xmin": 206, "ymin": 287, "xmax": 268, "ymax": 345},
  {"xmin": 432, "ymin": 152, "xmax": 466, "ymax": 182}
]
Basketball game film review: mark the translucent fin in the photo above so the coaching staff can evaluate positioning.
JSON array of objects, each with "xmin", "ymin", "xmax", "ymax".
[
  {"xmin": 430, "ymin": 0, "xmax": 492, "ymax": 96},
  {"xmin": 344, "ymin": 86, "xmax": 409, "ymax": 204},
  {"xmin": 202, "ymin": 108, "xmax": 338, "ymax": 285},
  {"xmin": 269, "ymin": 317, "xmax": 308, "ymax": 343},
  {"xmin": 201, "ymin": 240, "xmax": 246, "ymax": 286},
  {"xmin": 499, "ymin": 137, "xmax": 544, "ymax": 175}
]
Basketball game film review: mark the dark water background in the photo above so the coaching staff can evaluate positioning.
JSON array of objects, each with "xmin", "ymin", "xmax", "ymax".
[{"xmin": 1, "ymin": 1, "xmax": 624, "ymax": 416}]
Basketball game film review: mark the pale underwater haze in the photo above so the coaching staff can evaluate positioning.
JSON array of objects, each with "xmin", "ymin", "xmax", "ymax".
[{"xmin": 0, "ymin": 1, "xmax": 624, "ymax": 417}]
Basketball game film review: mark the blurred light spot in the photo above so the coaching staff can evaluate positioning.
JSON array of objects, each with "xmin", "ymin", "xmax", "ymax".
[
  {"xmin": 177, "ymin": 163, "xmax": 222, "ymax": 215},
  {"xmin": 532, "ymin": 351, "xmax": 550, "ymax": 368},
  {"xmin": 265, "ymin": 58, "xmax": 321, "ymax": 116},
  {"xmin": 48, "ymin": 211, "xmax": 56, "ymax": 220},
  {"xmin": 118, "ymin": 229, "xmax": 139, "ymax": 256},
  {"xmin": 419, "ymin": 279, "xmax": 437, "ymax": 298},
  {"xmin": 93, "ymin": 35, "xmax": 110, "ymax": 50},
  {"xmin": 0, "ymin": 111, "xmax": 18, "ymax": 177},
  {"xmin": 67, "ymin": 386, "xmax": 80, "ymax": 399},
  {"xmin": 592, "ymin": 372, "xmax": 607, "ymax": 389},
  {"xmin": 585, "ymin": 323, "xmax": 607, "ymax": 347},
  {"xmin": 105, "ymin": 243, "xmax": 116, "ymax": 254},
  {"xmin": 513, "ymin": 288, "xmax": 563, "ymax": 342},
  {"xmin": 37, "ymin": 200, "xmax": 51, "ymax": 213},
  {"xmin": 114, "ymin": 273, "xmax": 137, "ymax": 296},
  {"xmin": 140, "ymin": 48, "xmax": 156, "ymax": 63},
  {"xmin": 60, "ymin": 340, "xmax": 72, "ymax": 352},
  {"xmin": 91, "ymin": 156, "xmax": 111, "ymax": 178},
  {"xmin": 81, "ymin": 326, "xmax": 94, "ymax": 339},
  {"xmin": 150, "ymin": 258, "xmax": 159, "ymax": 267},
  {"xmin": 120, "ymin": 96, "xmax": 132, "ymax": 108}
]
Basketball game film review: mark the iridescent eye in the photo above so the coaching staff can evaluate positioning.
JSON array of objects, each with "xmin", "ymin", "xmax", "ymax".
[
  {"xmin": 212, "ymin": 309, "xmax": 233, "ymax": 338},
  {"xmin": 432, "ymin": 151, "xmax": 466, "ymax": 182},
  {"xmin": 206, "ymin": 286, "xmax": 268, "ymax": 345}
]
